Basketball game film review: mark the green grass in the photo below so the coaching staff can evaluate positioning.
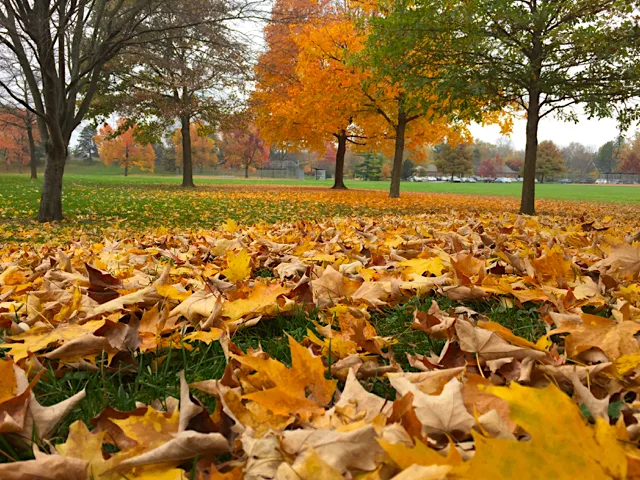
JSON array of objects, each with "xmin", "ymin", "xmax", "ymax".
[
  {"xmin": 2, "ymin": 295, "xmax": 547, "ymax": 462},
  {"xmin": 5, "ymin": 162, "xmax": 639, "ymax": 203},
  {"xmin": 1, "ymin": 169, "xmax": 638, "ymax": 243}
]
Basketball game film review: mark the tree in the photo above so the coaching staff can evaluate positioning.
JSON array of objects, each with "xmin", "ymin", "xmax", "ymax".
[
  {"xmin": 172, "ymin": 122, "xmax": 217, "ymax": 173},
  {"xmin": 254, "ymin": 0, "xmax": 462, "ymax": 194},
  {"xmin": 253, "ymin": 0, "xmax": 367, "ymax": 190},
  {"xmin": 355, "ymin": 153, "xmax": 384, "ymax": 181},
  {"xmin": 93, "ymin": 0, "xmax": 249, "ymax": 189},
  {"xmin": 618, "ymin": 131, "xmax": 640, "ymax": 174},
  {"xmin": 401, "ymin": 160, "xmax": 415, "ymax": 180},
  {"xmin": 536, "ymin": 141, "xmax": 566, "ymax": 183},
  {"xmin": 561, "ymin": 142, "xmax": 596, "ymax": 174},
  {"xmin": 0, "ymin": 0, "xmax": 254, "ymax": 221},
  {"xmin": 73, "ymin": 126, "xmax": 99, "ymax": 165},
  {"xmin": 434, "ymin": 143, "xmax": 474, "ymax": 180},
  {"xmin": 478, "ymin": 155, "xmax": 503, "ymax": 179},
  {"xmin": 221, "ymin": 124, "xmax": 270, "ymax": 178},
  {"xmin": 0, "ymin": 108, "xmax": 39, "ymax": 178},
  {"xmin": 95, "ymin": 121, "xmax": 156, "ymax": 176},
  {"xmin": 596, "ymin": 141, "xmax": 618, "ymax": 173},
  {"xmin": 369, "ymin": 0, "xmax": 640, "ymax": 213}
]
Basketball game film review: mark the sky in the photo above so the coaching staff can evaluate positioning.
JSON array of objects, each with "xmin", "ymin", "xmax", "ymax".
[{"xmin": 469, "ymin": 115, "xmax": 622, "ymax": 152}]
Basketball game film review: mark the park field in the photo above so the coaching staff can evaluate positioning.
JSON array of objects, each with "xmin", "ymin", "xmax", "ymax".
[
  {"xmin": 1, "ymin": 171, "xmax": 640, "ymax": 477},
  {"xmin": 1, "ymin": 173, "xmax": 639, "ymax": 243},
  {"xmin": 8, "ymin": 162, "xmax": 640, "ymax": 202}
]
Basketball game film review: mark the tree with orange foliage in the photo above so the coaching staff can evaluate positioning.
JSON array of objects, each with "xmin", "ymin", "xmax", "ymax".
[
  {"xmin": 172, "ymin": 122, "xmax": 217, "ymax": 172},
  {"xmin": 221, "ymin": 124, "xmax": 270, "ymax": 178},
  {"xmin": 95, "ymin": 120, "xmax": 155, "ymax": 176},
  {"xmin": 0, "ymin": 109, "xmax": 40, "ymax": 178},
  {"xmin": 254, "ymin": 0, "xmax": 369, "ymax": 190},
  {"xmin": 295, "ymin": 15, "xmax": 469, "ymax": 197},
  {"xmin": 254, "ymin": 0, "xmax": 469, "ymax": 195}
]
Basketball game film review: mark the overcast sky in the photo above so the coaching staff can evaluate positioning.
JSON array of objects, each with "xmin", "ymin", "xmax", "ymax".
[{"xmin": 469, "ymin": 115, "xmax": 623, "ymax": 152}]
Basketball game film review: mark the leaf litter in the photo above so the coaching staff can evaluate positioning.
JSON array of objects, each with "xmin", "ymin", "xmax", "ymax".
[{"xmin": 1, "ymin": 192, "xmax": 640, "ymax": 478}]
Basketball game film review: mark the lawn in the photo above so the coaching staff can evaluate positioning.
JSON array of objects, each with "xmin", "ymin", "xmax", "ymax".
[{"xmin": 1, "ymin": 172, "xmax": 639, "ymax": 477}]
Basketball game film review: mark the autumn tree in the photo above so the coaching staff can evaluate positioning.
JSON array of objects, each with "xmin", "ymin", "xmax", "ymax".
[
  {"xmin": 368, "ymin": 0, "xmax": 640, "ymax": 213},
  {"xmin": 172, "ymin": 122, "xmax": 217, "ymax": 173},
  {"xmin": 221, "ymin": 124, "xmax": 270, "ymax": 178},
  {"xmin": 95, "ymin": 121, "xmax": 155, "ymax": 176},
  {"xmin": 73, "ymin": 126, "xmax": 99, "ymax": 165},
  {"xmin": 478, "ymin": 156, "xmax": 504, "ymax": 179},
  {"xmin": 536, "ymin": 141, "xmax": 566, "ymax": 183},
  {"xmin": 0, "ymin": 63, "xmax": 41, "ymax": 179},
  {"xmin": 0, "ymin": 108, "xmax": 39, "ymax": 178},
  {"xmin": 93, "ymin": 0, "xmax": 250, "ymax": 189},
  {"xmin": 618, "ymin": 131, "xmax": 640, "ymax": 174},
  {"xmin": 253, "ymin": 0, "xmax": 368, "ymax": 190},
  {"xmin": 434, "ymin": 143, "xmax": 474, "ymax": 180}
]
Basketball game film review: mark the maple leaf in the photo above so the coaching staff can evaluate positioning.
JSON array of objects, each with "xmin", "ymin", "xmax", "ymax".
[
  {"xmin": 311, "ymin": 266, "xmax": 361, "ymax": 308},
  {"xmin": 389, "ymin": 375, "xmax": 475, "ymax": 437},
  {"xmin": 399, "ymin": 257, "xmax": 447, "ymax": 277},
  {"xmin": 451, "ymin": 383, "xmax": 628, "ymax": 479},
  {"xmin": 222, "ymin": 249, "xmax": 252, "ymax": 282},
  {"xmin": 232, "ymin": 335, "xmax": 337, "ymax": 419},
  {"xmin": 276, "ymin": 449, "xmax": 343, "ymax": 479},
  {"xmin": 378, "ymin": 437, "xmax": 462, "ymax": 469},
  {"xmin": 548, "ymin": 312, "xmax": 640, "ymax": 360},
  {"xmin": 221, "ymin": 281, "xmax": 291, "ymax": 324}
]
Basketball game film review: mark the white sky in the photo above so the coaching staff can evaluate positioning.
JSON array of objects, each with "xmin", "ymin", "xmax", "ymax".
[{"xmin": 469, "ymin": 115, "xmax": 622, "ymax": 151}]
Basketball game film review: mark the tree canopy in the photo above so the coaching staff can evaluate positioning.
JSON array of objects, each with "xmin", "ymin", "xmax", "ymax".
[{"xmin": 365, "ymin": 0, "xmax": 640, "ymax": 212}]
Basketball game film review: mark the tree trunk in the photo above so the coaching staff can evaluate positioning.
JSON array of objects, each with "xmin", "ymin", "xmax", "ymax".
[
  {"xmin": 389, "ymin": 109, "xmax": 407, "ymax": 199},
  {"xmin": 520, "ymin": 34, "xmax": 543, "ymax": 215},
  {"xmin": 124, "ymin": 163, "xmax": 129, "ymax": 176},
  {"xmin": 27, "ymin": 121, "xmax": 37, "ymax": 179},
  {"xmin": 245, "ymin": 164, "xmax": 249, "ymax": 178},
  {"xmin": 181, "ymin": 114, "xmax": 195, "ymax": 188},
  {"xmin": 332, "ymin": 130, "xmax": 347, "ymax": 189},
  {"xmin": 37, "ymin": 142, "xmax": 66, "ymax": 222}
]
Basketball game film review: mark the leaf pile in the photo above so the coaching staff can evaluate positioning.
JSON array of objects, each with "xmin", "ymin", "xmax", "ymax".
[{"xmin": 1, "ymin": 204, "xmax": 640, "ymax": 477}]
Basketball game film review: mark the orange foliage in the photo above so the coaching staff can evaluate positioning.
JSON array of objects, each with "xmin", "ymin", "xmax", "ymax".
[
  {"xmin": 254, "ymin": 1, "xmax": 465, "ymax": 163},
  {"xmin": 172, "ymin": 122, "xmax": 217, "ymax": 169},
  {"xmin": 95, "ymin": 120, "xmax": 155, "ymax": 175},
  {"xmin": 0, "ymin": 111, "xmax": 39, "ymax": 169}
]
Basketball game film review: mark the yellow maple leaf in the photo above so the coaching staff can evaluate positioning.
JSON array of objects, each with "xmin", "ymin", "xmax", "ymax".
[
  {"xmin": 221, "ymin": 281, "xmax": 290, "ymax": 322},
  {"xmin": 451, "ymin": 382, "xmax": 627, "ymax": 479},
  {"xmin": 156, "ymin": 284, "xmax": 192, "ymax": 301},
  {"xmin": 0, "ymin": 359, "xmax": 17, "ymax": 404},
  {"xmin": 222, "ymin": 249, "xmax": 252, "ymax": 282},
  {"xmin": 222, "ymin": 218, "xmax": 239, "ymax": 233},
  {"xmin": 378, "ymin": 438, "xmax": 462, "ymax": 469},
  {"xmin": 399, "ymin": 257, "xmax": 447, "ymax": 277},
  {"xmin": 232, "ymin": 335, "xmax": 337, "ymax": 419},
  {"xmin": 0, "ymin": 319, "xmax": 107, "ymax": 362}
]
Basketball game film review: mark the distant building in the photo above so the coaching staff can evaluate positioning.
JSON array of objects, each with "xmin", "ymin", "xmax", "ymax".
[{"xmin": 496, "ymin": 164, "xmax": 518, "ymax": 178}]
